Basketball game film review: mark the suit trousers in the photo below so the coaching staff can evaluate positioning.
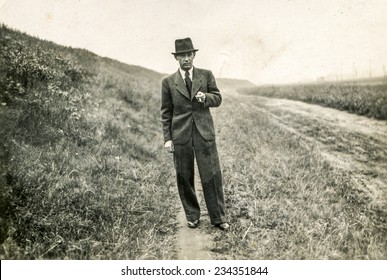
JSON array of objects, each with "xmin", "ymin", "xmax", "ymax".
[{"xmin": 173, "ymin": 124, "xmax": 227, "ymax": 225}]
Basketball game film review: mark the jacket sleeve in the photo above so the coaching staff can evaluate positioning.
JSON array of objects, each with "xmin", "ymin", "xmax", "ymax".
[
  {"xmin": 161, "ymin": 78, "xmax": 173, "ymax": 143},
  {"xmin": 203, "ymin": 70, "xmax": 222, "ymax": 108}
]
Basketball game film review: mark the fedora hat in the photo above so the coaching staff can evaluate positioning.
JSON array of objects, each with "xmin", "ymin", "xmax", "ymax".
[{"xmin": 171, "ymin": 37, "xmax": 199, "ymax": 55}]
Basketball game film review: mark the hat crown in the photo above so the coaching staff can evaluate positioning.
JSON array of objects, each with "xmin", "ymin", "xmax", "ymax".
[{"xmin": 173, "ymin": 37, "xmax": 198, "ymax": 55}]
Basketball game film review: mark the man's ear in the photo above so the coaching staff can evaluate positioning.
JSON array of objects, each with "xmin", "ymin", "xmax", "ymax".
[{"xmin": 174, "ymin": 55, "xmax": 178, "ymax": 60}]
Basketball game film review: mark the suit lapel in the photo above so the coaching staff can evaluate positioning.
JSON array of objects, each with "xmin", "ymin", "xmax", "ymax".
[
  {"xmin": 191, "ymin": 67, "xmax": 202, "ymax": 100},
  {"xmin": 174, "ymin": 70, "xmax": 190, "ymax": 100}
]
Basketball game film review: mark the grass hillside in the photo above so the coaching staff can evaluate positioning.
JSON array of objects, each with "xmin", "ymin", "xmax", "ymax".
[
  {"xmin": 240, "ymin": 78, "xmax": 387, "ymax": 120},
  {"xmin": 0, "ymin": 25, "xmax": 178, "ymax": 259}
]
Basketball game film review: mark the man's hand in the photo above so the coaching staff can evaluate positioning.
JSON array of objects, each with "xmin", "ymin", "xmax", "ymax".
[
  {"xmin": 164, "ymin": 140, "xmax": 174, "ymax": 153},
  {"xmin": 195, "ymin": 91, "xmax": 206, "ymax": 103}
]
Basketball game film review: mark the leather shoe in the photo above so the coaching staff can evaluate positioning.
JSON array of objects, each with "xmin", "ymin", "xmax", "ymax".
[
  {"xmin": 187, "ymin": 219, "xmax": 200, "ymax": 228},
  {"xmin": 215, "ymin": 222, "xmax": 230, "ymax": 231}
]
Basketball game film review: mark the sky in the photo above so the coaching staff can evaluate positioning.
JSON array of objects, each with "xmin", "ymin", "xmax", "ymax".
[{"xmin": 0, "ymin": 0, "xmax": 386, "ymax": 84}]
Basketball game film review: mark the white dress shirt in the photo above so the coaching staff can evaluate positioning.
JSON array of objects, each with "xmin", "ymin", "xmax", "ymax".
[{"xmin": 179, "ymin": 67, "xmax": 193, "ymax": 81}]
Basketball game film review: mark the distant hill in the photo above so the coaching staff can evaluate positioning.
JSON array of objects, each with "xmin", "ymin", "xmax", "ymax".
[{"xmin": 217, "ymin": 77, "xmax": 255, "ymax": 90}]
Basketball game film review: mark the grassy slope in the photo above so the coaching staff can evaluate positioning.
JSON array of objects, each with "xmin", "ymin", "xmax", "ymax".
[
  {"xmin": 0, "ymin": 25, "xmax": 178, "ymax": 259},
  {"xmin": 240, "ymin": 78, "xmax": 387, "ymax": 120}
]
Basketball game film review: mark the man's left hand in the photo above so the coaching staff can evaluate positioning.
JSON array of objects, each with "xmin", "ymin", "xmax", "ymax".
[{"xmin": 195, "ymin": 91, "xmax": 206, "ymax": 103}]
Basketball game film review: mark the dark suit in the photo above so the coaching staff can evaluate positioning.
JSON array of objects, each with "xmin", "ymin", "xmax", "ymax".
[{"xmin": 161, "ymin": 67, "xmax": 227, "ymax": 224}]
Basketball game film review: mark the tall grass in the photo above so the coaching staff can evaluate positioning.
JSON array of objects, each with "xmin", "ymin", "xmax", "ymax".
[
  {"xmin": 0, "ymin": 25, "xmax": 177, "ymax": 259},
  {"xmin": 240, "ymin": 80, "xmax": 387, "ymax": 120}
]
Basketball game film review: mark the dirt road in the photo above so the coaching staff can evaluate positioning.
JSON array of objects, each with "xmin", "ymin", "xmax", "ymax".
[{"xmin": 238, "ymin": 94, "xmax": 387, "ymax": 208}]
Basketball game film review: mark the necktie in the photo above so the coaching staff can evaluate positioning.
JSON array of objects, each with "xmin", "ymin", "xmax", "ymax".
[{"xmin": 185, "ymin": 71, "xmax": 192, "ymax": 97}]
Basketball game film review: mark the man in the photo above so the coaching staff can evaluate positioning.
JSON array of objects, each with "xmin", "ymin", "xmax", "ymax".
[{"xmin": 161, "ymin": 37, "xmax": 229, "ymax": 230}]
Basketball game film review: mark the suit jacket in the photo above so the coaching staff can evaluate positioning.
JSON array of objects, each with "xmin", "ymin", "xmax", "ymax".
[{"xmin": 161, "ymin": 67, "xmax": 222, "ymax": 144}]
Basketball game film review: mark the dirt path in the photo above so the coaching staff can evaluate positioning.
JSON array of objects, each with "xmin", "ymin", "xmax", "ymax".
[
  {"xmin": 240, "ymin": 94, "xmax": 387, "ymax": 207},
  {"xmin": 175, "ymin": 164, "xmax": 216, "ymax": 260}
]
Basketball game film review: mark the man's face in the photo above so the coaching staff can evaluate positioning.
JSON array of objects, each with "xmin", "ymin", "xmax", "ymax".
[{"xmin": 175, "ymin": 52, "xmax": 195, "ymax": 71}]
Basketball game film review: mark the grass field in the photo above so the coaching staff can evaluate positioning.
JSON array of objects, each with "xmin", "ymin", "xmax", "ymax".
[
  {"xmin": 1, "ymin": 25, "xmax": 385, "ymax": 260},
  {"xmin": 240, "ymin": 79, "xmax": 387, "ymax": 120},
  {"xmin": 210, "ymin": 93, "xmax": 386, "ymax": 259}
]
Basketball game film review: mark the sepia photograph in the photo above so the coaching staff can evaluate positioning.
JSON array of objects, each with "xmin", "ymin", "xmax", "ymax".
[{"xmin": 0, "ymin": 0, "xmax": 386, "ymax": 265}]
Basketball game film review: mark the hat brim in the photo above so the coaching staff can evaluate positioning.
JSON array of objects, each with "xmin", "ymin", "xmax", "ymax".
[{"xmin": 171, "ymin": 49, "xmax": 199, "ymax": 55}]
